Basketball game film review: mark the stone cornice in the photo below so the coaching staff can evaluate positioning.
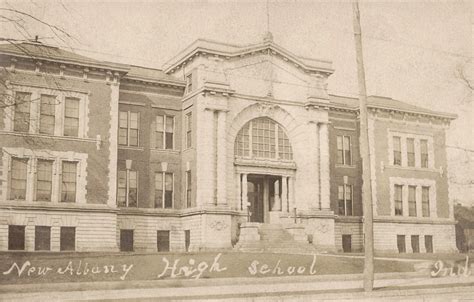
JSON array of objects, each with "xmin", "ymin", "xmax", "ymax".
[
  {"xmin": 327, "ymin": 104, "xmax": 455, "ymax": 124},
  {"xmin": 164, "ymin": 39, "xmax": 334, "ymax": 75},
  {"xmin": 0, "ymin": 53, "xmax": 129, "ymax": 74},
  {"xmin": 121, "ymin": 75, "xmax": 185, "ymax": 89}
]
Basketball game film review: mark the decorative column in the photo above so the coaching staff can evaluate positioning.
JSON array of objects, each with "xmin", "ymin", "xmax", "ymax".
[
  {"xmin": 312, "ymin": 122, "xmax": 321, "ymax": 209},
  {"xmin": 237, "ymin": 173, "xmax": 242, "ymax": 210},
  {"xmin": 282, "ymin": 176, "xmax": 288, "ymax": 212},
  {"xmin": 273, "ymin": 179, "xmax": 281, "ymax": 211},
  {"xmin": 242, "ymin": 173, "xmax": 248, "ymax": 210},
  {"xmin": 216, "ymin": 110, "xmax": 227, "ymax": 206},
  {"xmin": 288, "ymin": 176, "xmax": 295, "ymax": 212},
  {"xmin": 319, "ymin": 122, "xmax": 330, "ymax": 209}
]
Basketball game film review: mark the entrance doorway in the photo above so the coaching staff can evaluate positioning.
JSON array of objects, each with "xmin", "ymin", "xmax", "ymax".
[{"xmin": 247, "ymin": 175, "xmax": 283, "ymax": 223}]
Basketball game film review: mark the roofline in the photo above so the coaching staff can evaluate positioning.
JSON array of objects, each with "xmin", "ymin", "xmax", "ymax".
[
  {"xmin": 0, "ymin": 48, "xmax": 130, "ymax": 73},
  {"xmin": 163, "ymin": 39, "xmax": 334, "ymax": 74},
  {"xmin": 122, "ymin": 74, "xmax": 186, "ymax": 87},
  {"xmin": 328, "ymin": 94, "xmax": 458, "ymax": 120}
]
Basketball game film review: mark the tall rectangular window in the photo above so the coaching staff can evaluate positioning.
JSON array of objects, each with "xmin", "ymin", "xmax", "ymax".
[
  {"xmin": 186, "ymin": 112, "xmax": 192, "ymax": 148},
  {"xmin": 393, "ymin": 136, "xmax": 401, "ymax": 166},
  {"xmin": 337, "ymin": 184, "xmax": 353, "ymax": 216},
  {"xmin": 13, "ymin": 92, "xmax": 31, "ymax": 132},
  {"xmin": 422, "ymin": 186, "xmax": 430, "ymax": 217},
  {"xmin": 425, "ymin": 235, "xmax": 433, "ymax": 253},
  {"xmin": 36, "ymin": 159, "xmax": 53, "ymax": 201},
  {"xmin": 420, "ymin": 139, "xmax": 429, "ymax": 168},
  {"xmin": 35, "ymin": 226, "xmax": 51, "ymax": 251},
  {"xmin": 64, "ymin": 97, "xmax": 79, "ymax": 137},
  {"xmin": 157, "ymin": 230, "xmax": 170, "ymax": 252},
  {"xmin": 128, "ymin": 171, "xmax": 138, "ymax": 207},
  {"xmin": 60, "ymin": 227, "xmax": 75, "ymax": 251},
  {"xmin": 8, "ymin": 225, "xmax": 25, "ymax": 250},
  {"xmin": 119, "ymin": 111, "xmax": 139, "ymax": 147},
  {"xmin": 394, "ymin": 184, "xmax": 403, "ymax": 216},
  {"xmin": 408, "ymin": 185, "xmax": 417, "ymax": 217},
  {"xmin": 336, "ymin": 136, "xmax": 352, "ymax": 165},
  {"xmin": 411, "ymin": 235, "xmax": 420, "ymax": 253},
  {"xmin": 129, "ymin": 112, "xmax": 139, "ymax": 147},
  {"xmin": 345, "ymin": 185, "xmax": 353, "ymax": 216},
  {"xmin": 61, "ymin": 161, "xmax": 77, "ymax": 202},
  {"xmin": 117, "ymin": 170, "xmax": 138, "ymax": 207},
  {"xmin": 39, "ymin": 94, "xmax": 56, "ymax": 135},
  {"xmin": 407, "ymin": 138, "xmax": 415, "ymax": 167},
  {"xmin": 120, "ymin": 229, "xmax": 134, "ymax": 252},
  {"xmin": 119, "ymin": 111, "xmax": 128, "ymax": 146},
  {"xmin": 9, "ymin": 157, "xmax": 28, "ymax": 200},
  {"xmin": 397, "ymin": 235, "xmax": 406, "ymax": 253},
  {"xmin": 338, "ymin": 185, "xmax": 345, "ymax": 215},
  {"xmin": 156, "ymin": 115, "xmax": 174, "ymax": 149},
  {"xmin": 186, "ymin": 170, "xmax": 192, "ymax": 208},
  {"xmin": 155, "ymin": 172, "xmax": 173, "ymax": 208}
]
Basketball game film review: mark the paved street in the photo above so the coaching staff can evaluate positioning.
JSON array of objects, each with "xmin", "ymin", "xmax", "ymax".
[{"xmin": 1, "ymin": 273, "xmax": 473, "ymax": 301}]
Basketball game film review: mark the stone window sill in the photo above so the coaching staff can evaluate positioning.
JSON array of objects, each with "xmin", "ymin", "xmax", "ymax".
[{"xmin": 0, "ymin": 131, "xmax": 94, "ymax": 143}]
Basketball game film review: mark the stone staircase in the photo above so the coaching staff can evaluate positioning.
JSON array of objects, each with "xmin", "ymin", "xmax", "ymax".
[{"xmin": 235, "ymin": 223, "xmax": 317, "ymax": 253}]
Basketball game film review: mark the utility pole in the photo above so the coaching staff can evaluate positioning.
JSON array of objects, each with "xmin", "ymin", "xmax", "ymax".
[{"xmin": 352, "ymin": 1, "xmax": 374, "ymax": 292}]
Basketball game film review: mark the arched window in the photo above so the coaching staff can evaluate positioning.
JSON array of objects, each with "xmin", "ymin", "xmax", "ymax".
[{"xmin": 235, "ymin": 117, "xmax": 293, "ymax": 160}]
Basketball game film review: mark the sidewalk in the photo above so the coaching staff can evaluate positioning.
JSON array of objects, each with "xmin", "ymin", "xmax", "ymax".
[{"xmin": 1, "ymin": 272, "xmax": 473, "ymax": 301}]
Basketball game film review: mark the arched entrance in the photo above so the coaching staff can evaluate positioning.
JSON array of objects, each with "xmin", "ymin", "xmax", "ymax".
[{"xmin": 234, "ymin": 117, "xmax": 296, "ymax": 223}]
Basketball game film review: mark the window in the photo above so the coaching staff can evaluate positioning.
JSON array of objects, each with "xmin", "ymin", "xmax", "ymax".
[
  {"xmin": 39, "ymin": 94, "xmax": 56, "ymax": 135},
  {"xmin": 425, "ymin": 235, "xmax": 433, "ymax": 253},
  {"xmin": 235, "ymin": 118, "xmax": 293, "ymax": 160},
  {"xmin": 64, "ymin": 97, "xmax": 79, "ymax": 137},
  {"xmin": 60, "ymin": 227, "xmax": 75, "ymax": 251},
  {"xmin": 185, "ymin": 230, "xmax": 191, "ymax": 252},
  {"xmin": 411, "ymin": 235, "xmax": 420, "ymax": 253},
  {"xmin": 120, "ymin": 229, "xmax": 134, "ymax": 252},
  {"xmin": 155, "ymin": 172, "xmax": 173, "ymax": 208},
  {"xmin": 336, "ymin": 135, "xmax": 352, "ymax": 165},
  {"xmin": 157, "ymin": 230, "xmax": 170, "ymax": 252},
  {"xmin": 342, "ymin": 234, "xmax": 352, "ymax": 253},
  {"xmin": 186, "ymin": 170, "xmax": 192, "ymax": 208},
  {"xmin": 156, "ymin": 115, "xmax": 174, "ymax": 149},
  {"xmin": 9, "ymin": 157, "xmax": 28, "ymax": 200},
  {"xmin": 8, "ymin": 225, "xmax": 25, "ymax": 250},
  {"xmin": 117, "ymin": 170, "xmax": 138, "ymax": 207},
  {"xmin": 397, "ymin": 235, "xmax": 406, "ymax": 253},
  {"xmin": 408, "ymin": 185, "xmax": 417, "ymax": 217},
  {"xmin": 61, "ymin": 161, "xmax": 77, "ymax": 202},
  {"xmin": 36, "ymin": 159, "xmax": 53, "ymax": 201},
  {"xmin": 35, "ymin": 226, "xmax": 51, "ymax": 251},
  {"xmin": 422, "ymin": 186, "xmax": 430, "ymax": 217},
  {"xmin": 394, "ymin": 185, "xmax": 403, "ymax": 216},
  {"xmin": 13, "ymin": 92, "xmax": 31, "ymax": 132},
  {"xmin": 186, "ymin": 74, "xmax": 193, "ymax": 93},
  {"xmin": 337, "ymin": 184, "xmax": 353, "ymax": 216},
  {"xmin": 420, "ymin": 139, "xmax": 429, "ymax": 168},
  {"xmin": 407, "ymin": 138, "xmax": 415, "ymax": 167},
  {"xmin": 186, "ymin": 112, "xmax": 192, "ymax": 148},
  {"xmin": 393, "ymin": 136, "xmax": 401, "ymax": 165},
  {"xmin": 119, "ymin": 111, "xmax": 139, "ymax": 147}
]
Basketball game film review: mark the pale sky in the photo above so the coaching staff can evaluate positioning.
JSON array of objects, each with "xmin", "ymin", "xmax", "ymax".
[{"xmin": 1, "ymin": 0, "xmax": 473, "ymax": 205}]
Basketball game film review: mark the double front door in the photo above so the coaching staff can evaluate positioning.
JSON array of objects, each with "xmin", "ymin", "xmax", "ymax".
[
  {"xmin": 247, "ymin": 175, "xmax": 282, "ymax": 223},
  {"xmin": 247, "ymin": 177, "xmax": 264, "ymax": 223}
]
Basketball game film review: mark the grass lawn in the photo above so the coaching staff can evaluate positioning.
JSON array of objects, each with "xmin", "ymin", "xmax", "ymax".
[{"xmin": 0, "ymin": 251, "xmax": 417, "ymax": 285}]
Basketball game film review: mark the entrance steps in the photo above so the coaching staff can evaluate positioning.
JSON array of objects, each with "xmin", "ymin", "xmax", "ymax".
[{"xmin": 235, "ymin": 223, "xmax": 317, "ymax": 253}]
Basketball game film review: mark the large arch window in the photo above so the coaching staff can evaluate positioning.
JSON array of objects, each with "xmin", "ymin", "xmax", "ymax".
[{"xmin": 235, "ymin": 117, "xmax": 293, "ymax": 160}]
